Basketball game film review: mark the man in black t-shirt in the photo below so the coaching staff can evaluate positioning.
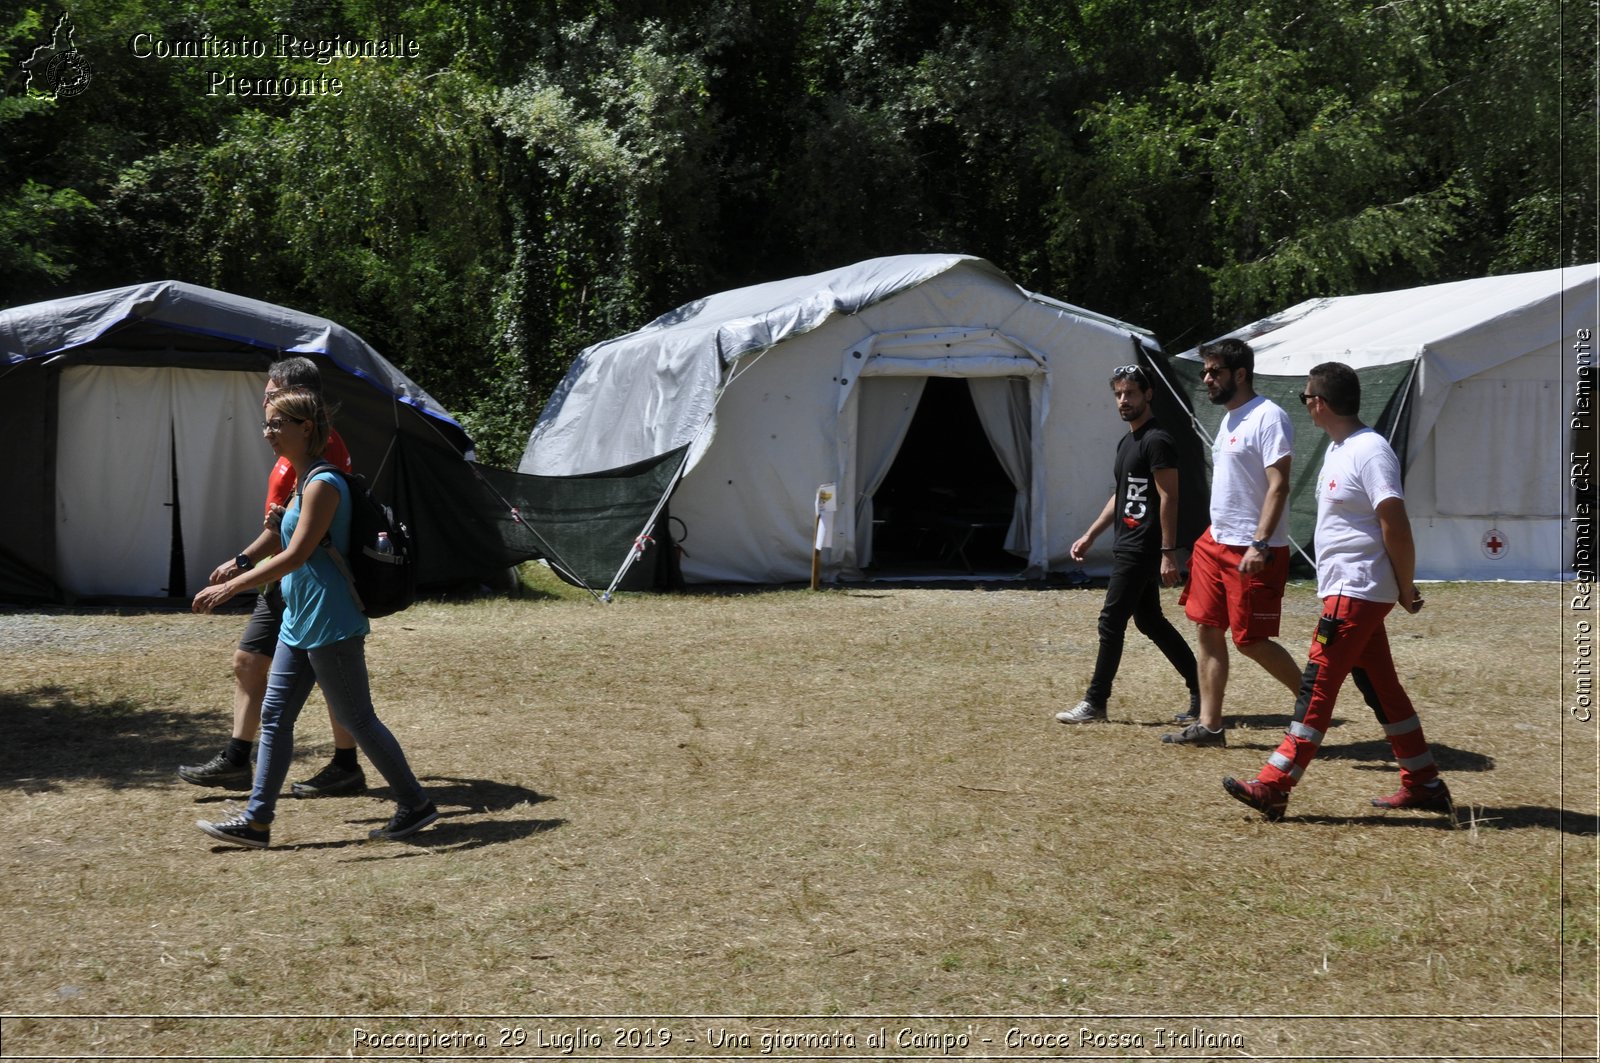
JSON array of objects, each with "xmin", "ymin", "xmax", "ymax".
[{"xmin": 1056, "ymin": 365, "xmax": 1200, "ymax": 724}]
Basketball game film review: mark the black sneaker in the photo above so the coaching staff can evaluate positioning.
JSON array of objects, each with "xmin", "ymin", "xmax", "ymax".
[
  {"xmin": 369, "ymin": 801, "xmax": 439, "ymax": 841},
  {"xmin": 197, "ymin": 812, "xmax": 271, "ymax": 849},
  {"xmin": 178, "ymin": 751, "xmax": 253, "ymax": 789},
  {"xmin": 290, "ymin": 762, "xmax": 366, "ymax": 798},
  {"xmin": 1162, "ymin": 722, "xmax": 1227, "ymax": 747}
]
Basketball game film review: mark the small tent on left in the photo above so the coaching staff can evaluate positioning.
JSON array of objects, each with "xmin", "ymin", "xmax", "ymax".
[{"xmin": 0, "ymin": 280, "xmax": 524, "ymax": 603}]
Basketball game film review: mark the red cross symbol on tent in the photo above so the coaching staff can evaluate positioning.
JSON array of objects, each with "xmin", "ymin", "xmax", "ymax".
[{"xmin": 1481, "ymin": 528, "xmax": 1507, "ymax": 560}]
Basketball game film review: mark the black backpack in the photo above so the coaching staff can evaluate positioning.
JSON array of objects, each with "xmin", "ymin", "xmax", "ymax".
[{"xmin": 300, "ymin": 463, "xmax": 416, "ymax": 618}]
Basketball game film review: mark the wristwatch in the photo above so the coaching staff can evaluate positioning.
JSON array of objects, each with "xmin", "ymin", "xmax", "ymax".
[
  {"xmin": 1249, "ymin": 539, "xmax": 1269, "ymax": 552},
  {"xmin": 235, "ymin": 553, "xmax": 254, "ymax": 572}
]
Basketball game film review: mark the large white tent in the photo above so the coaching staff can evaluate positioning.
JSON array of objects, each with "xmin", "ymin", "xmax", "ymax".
[
  {"xmin": 1158, "ymin": 264, "xmax": 1597, "ymax": 581},
  {"xmin": 521, "ymin": 254, "xmax": 1178, "ymax": 586}
]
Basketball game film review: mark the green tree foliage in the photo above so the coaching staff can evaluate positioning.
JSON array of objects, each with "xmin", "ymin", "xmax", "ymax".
[
  {"xmin": 1, "ymin": 0, "xmax": 1590, "ymax": 464},
  {"xmin": 1043, "ymin": 0, "xmax": 1593, "ymax": 342},
  {"xmin": 494, "ymin": 16, "xmax": 722, "ymax": 356}
]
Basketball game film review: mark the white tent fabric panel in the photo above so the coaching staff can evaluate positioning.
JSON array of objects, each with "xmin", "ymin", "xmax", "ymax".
[
  {"xmin": 848, "ymin": 376, "xmax": 927, "ymax": 570},
  {"xmin": 57, "ymin": 366, "xmax": 176, "ymax": 597},
  {"xmin": 671, "ymin": 341, "xmax": 845, "ymax": 583},
  {"xmin": 56, "ymin": 366, "xmax": 266, "ymax": 597},
  {"xmin": 969, "ymin": 376, "xmax": 1035, "ymax": 556},
  {"xmin": 1404, "ymin": 426, "xmax": 1570, "ymax": 579},
  {"xmin": 1432, "ymin": 377, "xmax": 1564, "ymax": 517},
  {"xmin": 170, "ymin": 368, "xmax": 277, "ymax": 594},
  {"xmin": 1409, "ymin": 511, "xmax": 1567, "ymax": 580},
  {"xmin": 534, "ymin": 337, "xmax": 723, "ymax": 477},
  {"xmin": 1242, "ymin": 267, "xmax": 1589, "ymax": 372}
]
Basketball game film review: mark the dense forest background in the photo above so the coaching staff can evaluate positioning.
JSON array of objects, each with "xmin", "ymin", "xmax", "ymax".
[{"xmin": 3, "ymin": 0, "xmax": 1595, "ymax": 466}]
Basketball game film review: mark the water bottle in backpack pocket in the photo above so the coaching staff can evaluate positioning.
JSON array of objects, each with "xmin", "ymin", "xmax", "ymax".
[{"xmin": 302, "ymin": 464, "xmax": 417, "ymax": 618}]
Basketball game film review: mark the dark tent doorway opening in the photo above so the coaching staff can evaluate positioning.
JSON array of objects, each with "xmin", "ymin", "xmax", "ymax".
[{"xmin": 867, "ymin": 376, "xmax": 1023, "ymax": 576}]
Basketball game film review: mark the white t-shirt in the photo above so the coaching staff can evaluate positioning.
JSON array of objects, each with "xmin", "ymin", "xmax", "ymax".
[
  {"xmin": 1314, "ymin": 427, "xmax": 1404, "ymax": 602},
  {"xmin": 1209, "ymin": 394, "xmax": 1293, "ymax": 546}
]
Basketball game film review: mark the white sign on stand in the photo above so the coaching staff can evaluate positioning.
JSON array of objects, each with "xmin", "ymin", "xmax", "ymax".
[{"xmin": 811, "ymin": 483, "xmax": 837, "ymax": 589}]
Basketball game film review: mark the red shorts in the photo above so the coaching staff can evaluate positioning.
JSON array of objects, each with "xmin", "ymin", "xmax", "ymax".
[{"xmin": 1180, "ymin": 526, "xmax": 1289, "ymax": 645}]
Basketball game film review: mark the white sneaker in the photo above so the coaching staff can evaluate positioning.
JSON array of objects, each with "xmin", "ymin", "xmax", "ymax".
[{"xmin": 1055, "ymin": 699, "xmax": 1107, "ymax": 724}]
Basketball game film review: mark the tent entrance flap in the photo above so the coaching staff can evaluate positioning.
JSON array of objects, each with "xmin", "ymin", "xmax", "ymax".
[
  {"xmin": 856, "ymin": 377, "xmax": 1025, "ymax": 575},
  {"xmin": 55, "ymin": 364, "xmax": 263, "ymax": 599}
]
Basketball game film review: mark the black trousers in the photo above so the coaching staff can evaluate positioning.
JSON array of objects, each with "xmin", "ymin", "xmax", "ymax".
[{"xmin": 1085, "ymin": 551, "xmax": 1199, "ymax": 707}]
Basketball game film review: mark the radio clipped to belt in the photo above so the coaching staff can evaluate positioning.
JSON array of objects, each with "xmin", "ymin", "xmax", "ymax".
[{"xmin": 1314, "ymin": 589, "xmax": 1348, "ymax": 647}]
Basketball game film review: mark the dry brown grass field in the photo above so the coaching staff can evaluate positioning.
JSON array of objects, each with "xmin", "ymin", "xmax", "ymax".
[{"xmin": 0, "ymin": 573, "xmax": 1594, "ymax": 1061}]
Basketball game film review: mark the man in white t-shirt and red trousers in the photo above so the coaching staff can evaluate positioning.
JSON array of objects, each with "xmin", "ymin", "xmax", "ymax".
[
  {"xmin": 1224, "ymin": 361, "xmax": 1454, "ymax": 821},
  {"xmin": 1164, "ymin": 338, "xmax": 1305, "ymax": 747}
]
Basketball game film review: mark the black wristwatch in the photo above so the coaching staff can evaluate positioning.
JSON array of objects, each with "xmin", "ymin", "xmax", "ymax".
[
  {"xmin": 1249, "ymin": 539, "xmax": 1269, "ymax": 552},
  {"xmin": 235, "ymin": 553, "xmax": 254, "ymax": 572}
]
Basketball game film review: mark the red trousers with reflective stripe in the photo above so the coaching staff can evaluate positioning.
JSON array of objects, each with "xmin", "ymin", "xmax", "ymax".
[{"xmin": 1258, "ymin": 595, "xmax": 1439, "ymax": 792}]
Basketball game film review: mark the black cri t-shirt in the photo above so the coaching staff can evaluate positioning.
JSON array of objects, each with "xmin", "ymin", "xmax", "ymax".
[{"xmin": 1112, "ymin": 419, "xmax": 1178, "ymax": 556}]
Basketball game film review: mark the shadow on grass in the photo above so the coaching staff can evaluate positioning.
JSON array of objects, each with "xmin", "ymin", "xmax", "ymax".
[
  {"xmin": 0, "ymin": 685, "xmax": 217, "ymax": 792},
  {"xmin": 200, "ymin": 815, "xmax": 567, "ymax": 857},
  {"xmin": 356, "ymin": 814, "xmax": 567, "ymax": 857},
  {"xmin": 1329, "ymin": 739, "xmax": 1495, "ymax": 774},
  {"xmin": 200, "ymin": 777, "xmax": 566, "ymax": 856},
  {"xmin": 349, "ymin": 775, "xmax": 564, "ymax": 855},
  {"xmin": 1218, "ymin": 720, "xmax": 1496, "ymax": 775},
  {"xmin": 1292, "ymin": 806, "xmax": 1597, "ymax": 834}
]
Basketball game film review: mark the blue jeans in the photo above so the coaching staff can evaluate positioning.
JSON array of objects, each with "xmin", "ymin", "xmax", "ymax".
[{"xmin": 246, "ymin": 635, "xmax": 427, "ymax": 825}]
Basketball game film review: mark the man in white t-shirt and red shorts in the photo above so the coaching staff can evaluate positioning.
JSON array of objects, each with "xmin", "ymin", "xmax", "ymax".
[
  {"xmin": 1223, "ymin": 361, "xmax": 1452, "ymax": 821},
  {"xmin": 1164, "ymin": 338, "xmax": 1305, "ymax": 747}
]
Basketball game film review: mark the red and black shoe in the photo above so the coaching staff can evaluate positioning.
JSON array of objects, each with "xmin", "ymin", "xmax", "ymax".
[
  {"xmin": 1223, "ymin": 775, "xmax": 1289, "ymax": 822},
  {"xmin": 1372, "ymin": 780, "xmax": 1455, "ymax": 817}
]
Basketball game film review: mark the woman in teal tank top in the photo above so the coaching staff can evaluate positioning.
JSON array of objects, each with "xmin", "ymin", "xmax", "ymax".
[{"xmin": 191, "ymin": 386, "xmax": 437, "ymax": 849}]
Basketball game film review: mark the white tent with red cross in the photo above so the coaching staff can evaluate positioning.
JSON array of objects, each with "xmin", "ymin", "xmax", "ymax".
[{"xmin": 1156, "ymin": 264, "xmax": 1597, "ymax": 581}]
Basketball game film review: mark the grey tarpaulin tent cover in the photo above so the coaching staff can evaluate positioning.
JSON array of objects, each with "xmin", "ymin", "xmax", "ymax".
[
  {"xmin": 0, "ymin": 280, "xmax": 545, "ymax": 603},
  {"xmin": 1149, "ymin": 264, "xmax": 1597, "ymax": 580},
  {"xmin": 521, "ymin": 254, "xmax": 1194, "ymax": 588}
]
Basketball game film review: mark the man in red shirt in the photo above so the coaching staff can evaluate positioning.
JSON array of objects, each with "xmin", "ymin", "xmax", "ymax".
[{"xmin": 178, "ymin": 357, "xmax": 366, "ymax": 796}]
